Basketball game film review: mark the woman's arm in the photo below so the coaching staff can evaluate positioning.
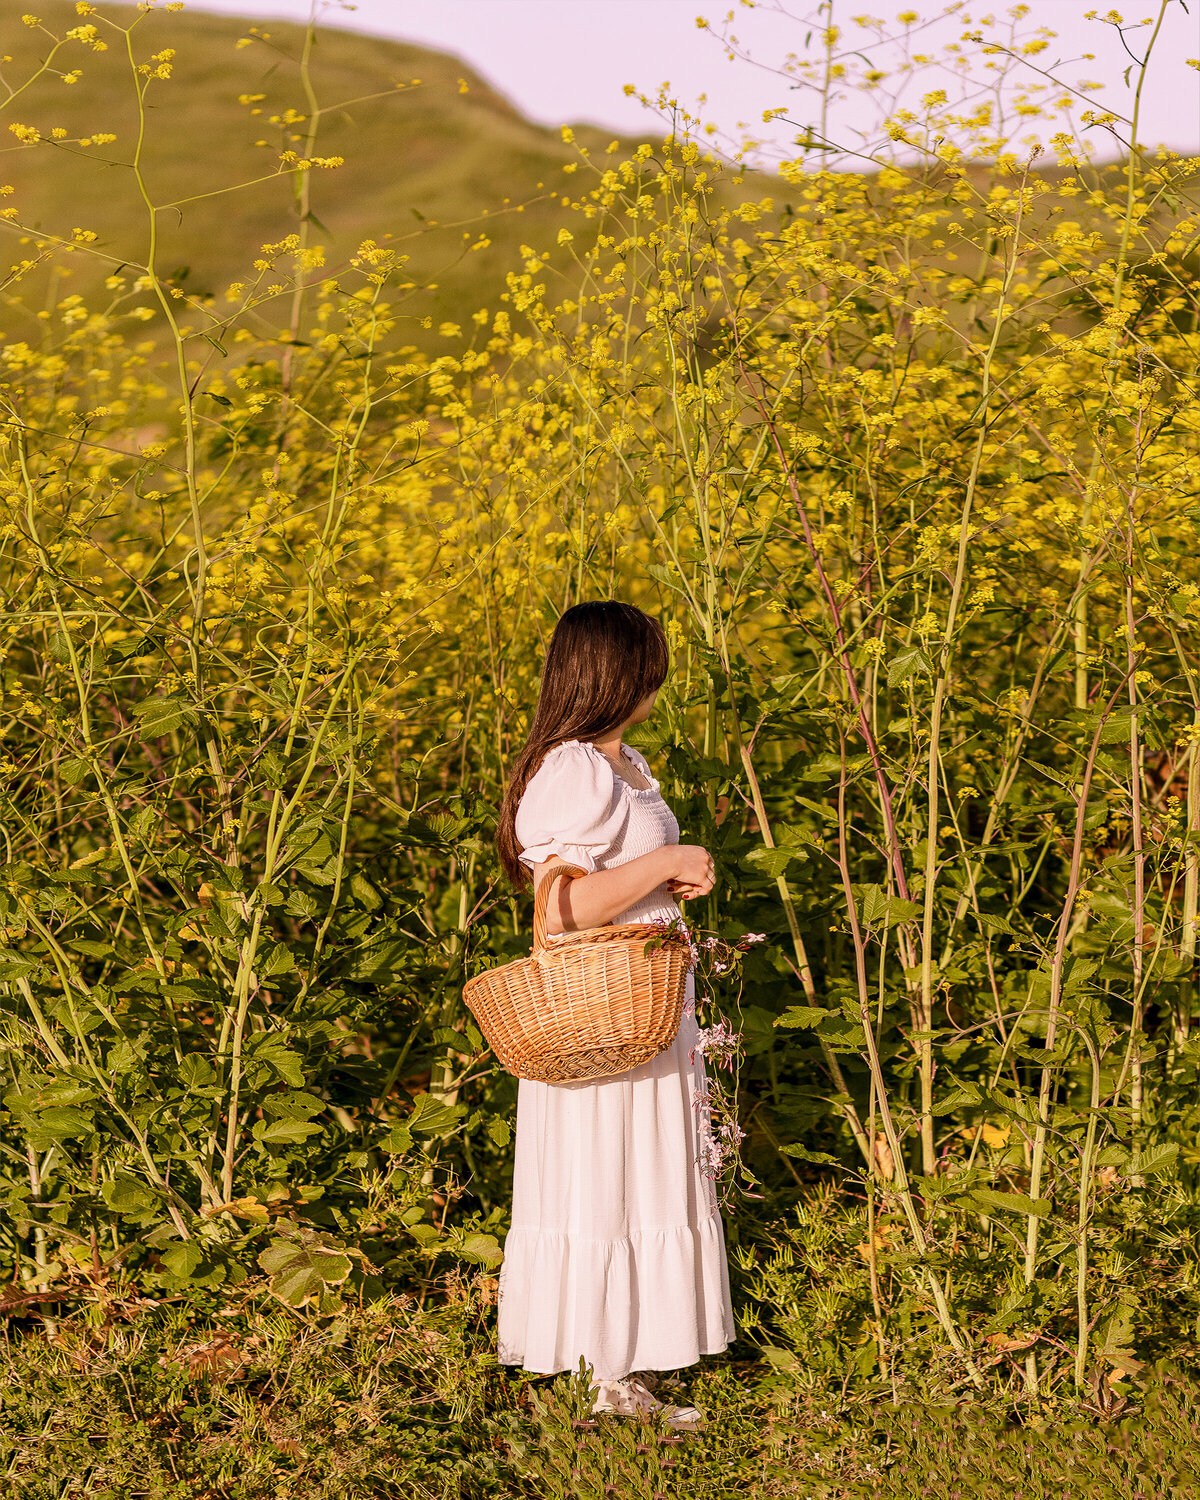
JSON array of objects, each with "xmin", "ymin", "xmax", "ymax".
[
  {"xmin": 514, "ymin": 742, "xmax": 715, "ymax": 932},
  {"xmin": 531, "ymin": 844, "xmax": 713, "ymax": 935}
]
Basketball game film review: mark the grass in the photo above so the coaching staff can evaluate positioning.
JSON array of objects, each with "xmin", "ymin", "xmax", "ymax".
[{"xmin": 2, "ymin": 1284, "xmax": 1198, "ymax": 1499}]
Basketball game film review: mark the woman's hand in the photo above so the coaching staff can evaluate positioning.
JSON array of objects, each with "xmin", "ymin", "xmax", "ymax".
[{"xmin": 665, "ymin": 844, "xmax": 716, "ymax": 901}]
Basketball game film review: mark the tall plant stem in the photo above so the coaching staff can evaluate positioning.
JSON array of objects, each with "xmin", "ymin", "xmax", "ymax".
[
  {"xmin": 733, "ymin": 356, "xmax": 912, "ymax": 905},
  {"xmin": 835, "ymin": 738, "xmax": 983, "ymax": 1385},
  {"xmin": 277, "ymin": 6, "xmax": 324, "ymax": 421},
  {"xmin": 218, "ymin": 659, "xmax": 361, "ymax": 1202},
  {"xmin": 1073, "ymin": 450, "xmax": 1103, "ymax": 713},
  {"xmin": 917, "ymin": 173, "xmax": 1026, "ymax": 1176},
  {"xmin": 1022, "ymin": 673, "xmax": 1131, "ymax": 1395},
  {"xmin": 1096, "ymin": 4, "xmax": 1168, "ymax": 1163},
  {"xmin": 735, "ymin": 730, "xmax": 873, "ymax": 1169},
  {"xmin": 1124, "ymin": 464, "xmax": 1147, "ymax": 1165},
  {"xmin": 1074, "ymin": 1027, "xmax": 1103, "ymax": 1389},
  {"xmin": 1180, "ymin": 711, "xmax": 1200, "ymax": 1049}
]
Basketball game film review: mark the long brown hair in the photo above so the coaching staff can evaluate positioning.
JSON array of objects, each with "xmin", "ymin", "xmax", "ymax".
[{"xmin": 496, "ymin": 601, "xmax": 669, "ymax": 890}]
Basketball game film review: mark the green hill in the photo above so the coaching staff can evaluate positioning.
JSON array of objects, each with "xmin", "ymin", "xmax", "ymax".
[{"xmin": 1, "ymin": 1, "xmax": 670, "ymax": 336}]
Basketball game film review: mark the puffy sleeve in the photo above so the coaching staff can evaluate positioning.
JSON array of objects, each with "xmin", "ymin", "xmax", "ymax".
[{"xmin": 515, "ymin": 739, "xmax": 625, "ymax": 874}]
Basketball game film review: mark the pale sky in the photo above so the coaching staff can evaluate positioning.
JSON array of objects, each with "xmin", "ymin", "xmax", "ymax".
[{"xmin": 182, "ymin": 0, "xmax": 1199, "ymax": 164}]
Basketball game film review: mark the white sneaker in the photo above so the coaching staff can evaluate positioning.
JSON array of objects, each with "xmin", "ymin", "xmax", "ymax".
[
  {"xmin": 590, "ymin": 1376, "xmax": 657, "ymax": 1417},
  {"xmin": 661, "ymin": 1401, "xmax": 706, "ymax": 1433},
  {"xmin": 589, "ymin": 1375, "xmax": 706, "ymax": 1432}
]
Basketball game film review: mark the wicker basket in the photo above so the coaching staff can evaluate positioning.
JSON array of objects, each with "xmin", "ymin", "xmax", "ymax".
[{"xmin": 462, "ymin": 860, "xmax": 692, "ymax": 1083}]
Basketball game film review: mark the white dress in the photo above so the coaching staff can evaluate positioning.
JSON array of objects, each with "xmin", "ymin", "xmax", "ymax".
[{"xmin": 496, "ymin": 738, "xmax": 736, "ymax": 1382}]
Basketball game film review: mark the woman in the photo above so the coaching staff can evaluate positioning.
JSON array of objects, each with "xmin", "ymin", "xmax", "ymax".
[{"xmin": 493, "ymin": 600, "xmax": 736, "ymax": 1431}]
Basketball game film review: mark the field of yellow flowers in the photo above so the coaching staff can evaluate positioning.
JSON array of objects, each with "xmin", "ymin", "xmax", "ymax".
[{"xmin": 2, "ymin": 3, "xmax": 1200, "ymax": 1495}]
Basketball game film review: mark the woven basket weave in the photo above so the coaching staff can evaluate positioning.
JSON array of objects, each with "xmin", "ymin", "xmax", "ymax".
[{"xmin": 462, "ymin": 860, "xmax": 691, "ymax": 1083}]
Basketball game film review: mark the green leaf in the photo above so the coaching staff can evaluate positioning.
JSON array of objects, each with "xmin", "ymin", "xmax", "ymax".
[
  {"xmin": 0, "ymin": 956, "xmax": 39, "ymax": 981},
  {"xmin": 776, "ymin": 823, "xmax": 823, "ymax": 849},
  {"xmin": 108, "ymin": 634, "xmax": 159, "ymax": 662},
  {"xmin": 761, "ymin": 1346, "xmax": 799, "ymax": 1372},
  {"xmin": 132, "ymin": 697, "xmax": 195, "ymax": 738},
  {"xmin": 123, "ymin": 808, "xmax": 154, "ymax": 845},
  {"xmin": 58, "ymin": 757, "xmax": 90, "ymax": 786},
  {"xmin": 46, "ymin": 630, "xmax": 73, "ymax": 664},
  {"xmin": 794, "ymin": 796, "xmax": 839, "ymax": 824},
  {"xmin": 161, "ymin": 1241, "xmax": 205, "ymax": 1279},
  {"xmin": 775, "ymin": 1005, "xmax": 834, "ymax": 1029},
  {"xmin": 796, "ymin": 752, "xmax": 870, "ymax": 784},
  {"xmin": 380, "ymin": 1122, "xmax": 413, "ymax": 1154},
  {"xmin": 348, "ymin": 936, "xmax": 411, "ymax": 982},
  {"xmin": 455, "ymin": 1231, "xmax": 504, "ymax": 1265},
  {"xmin": 818, "ymin": 1016, "xmax": 867, "ymax": 1051},
  {"xmin": 967, "ymin": 1188, "xmax": 1050, "ymax": 1218},
  {"xmin": 743, "ymin": 845, "xmax": 806, "ymax": 879},
  {"xmin": 913, "ymin": 1170, "xmax": 979, "ymax": 1200},
  {"xmin": 254, "ymin": 1118, "xmax": 324, "ymax": 1145},
  {"xmin": 286, "ymin": 821, "xmax": 339, "ymax": 881},
  {"xmin": 976, "ymin": 911, "xmax": 1017, "ymax": 936},
  {"xmin": 286, "ymin": 888, "xmax": 321, "ymax": 920},
  {"xmin": 1096, "ymin": 703, "xmax": 1142, "ymax": 745},
  {"xmin": 26, "ymin": 1105, "xmax": 95, "ymax": 1143},
  {"xmin": 432, "ymin": 1026, "xmax": 474, "ymax": 1052},
  {"xmin": 980, "ymin": 1288, "xmax": 1035, "ymax": 1336},
  {"xmin": 259, "ymin": 942, "xmax": 296, "ymax": 978},
  {"xmin": 407, "ymin": 1092, "xmax": 467, "ymax": 1135},
  {"xmin": 857, "ymin": 884, "xmax": 921, "ymax": 926},
  {"xmin": 349, "ymin": 872, "xmax": 382, "ymax": 910},
  {"xmin": 179, "ymin": 1054, "xmax": 217, "ymax": 1089},
  {"xmin": 261, "ymin": 1089, "xmax": 325, "ymax": 1120},
  {"xmin": 1093, "ymin": 1299, "xmax": 1137, "ymax": 1362},
  {"xmin": 1128, "ymin": 1142, "xmax": 1178, "ymax": 1178},
  {"xmin": 778, "ymin": 1143, "xmax": 841, "ymax": 1165},
  {"xmin": 253, "ymin": 1037, "xmax": 306, "ymax": 1087},
  {"xmin": 258, "ymin": 1234, "xmax": 352, "ymax": 1307},
  {"xmin": 734, "ymin": 1004, "xmax": 781, "ymax": 1057},
  {"xmin": 887, "ymin": 645, "xmax": 932, "ymax": 689},
  {"xmin": 932, "ymin": 1085, "xmax": 982, "ymax": 1115},
  {"xmin": 69, "ymin": 938, "xmax": 115, "ymax": 959},
  {"xmin": 101, "ymin": 1173, "xmax": 157, "ymax": 1214}
]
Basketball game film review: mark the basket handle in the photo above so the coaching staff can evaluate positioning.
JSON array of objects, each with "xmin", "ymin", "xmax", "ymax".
[{"xmin": 531, "ymin": 860, "xmax": 589, "ymax": 953}]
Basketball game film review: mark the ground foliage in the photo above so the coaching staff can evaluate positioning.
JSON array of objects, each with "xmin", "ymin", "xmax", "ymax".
[
  {"xmin": 2, "ymin": 1, "xmax": 1200, "ymax": 1492},
  {"xmin": 2, "ymin": 1281, "xmax": 1198, "ymax": 1497}
]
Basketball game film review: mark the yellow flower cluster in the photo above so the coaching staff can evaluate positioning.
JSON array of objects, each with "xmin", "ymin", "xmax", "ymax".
[{"xmin": 0, "ymin": 2, "xmax": 1194, "ymax": 849}]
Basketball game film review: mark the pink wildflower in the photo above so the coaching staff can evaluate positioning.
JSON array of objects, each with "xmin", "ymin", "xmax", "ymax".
[{"xmin": 689, "ymin": 1019, "xmax": 741, "ymax": 1070}]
